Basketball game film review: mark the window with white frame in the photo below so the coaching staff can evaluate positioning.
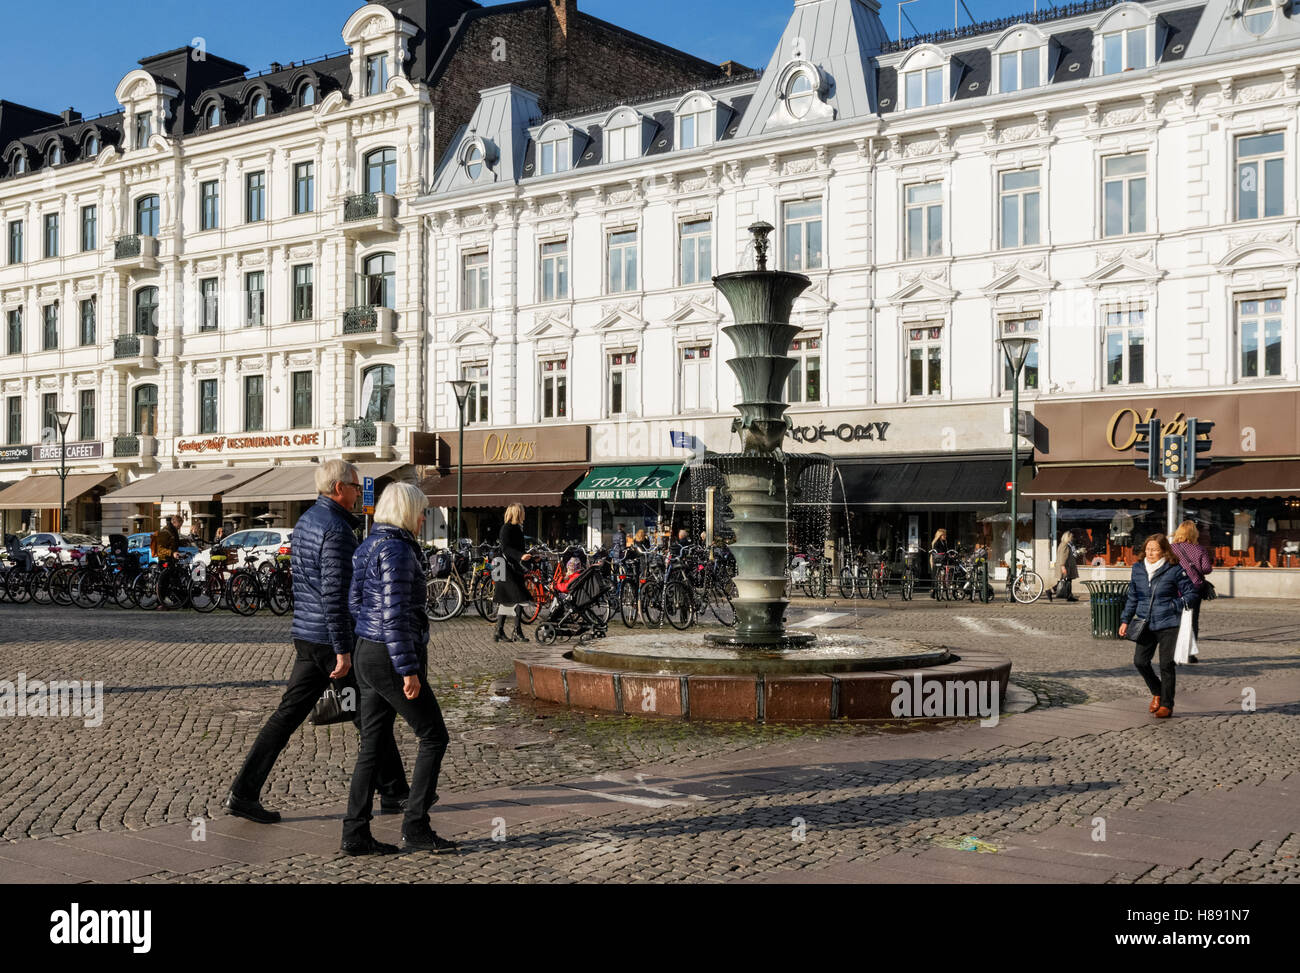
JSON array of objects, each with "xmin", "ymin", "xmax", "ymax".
[
  {"xmin": 245, "ymin": 271, "xmax": 265, "ymax": 327},
  {"xmin": 998, "ymin": 49, "xmax": 1041, "ymax": 94},
  {"xmin": 540, "ymin": 239, "xmax": 568, "ymax": 302},
  {"xmin": 462, "ymin": 363, "xmax": 489, "ymax": 425},
  {"xmin": 1236, "ymin": 295, "xmax": 1283, "ymax": 380},
  {"xmin": 540, "ymin": 358, "xmax": 567, "ymax": 419},
  {"xmin": 678, "ymin": 96, "xmax": 713, "ymax": 149},
  {"xmin": 680, "ymin": 344, "xmax": 713, "ymax": 411},
  {"xmin": 244, "ymin": 375, "xmax": 264, "ymax": 432},
  {"xmin": 903, "ymin": 67, "xmax": 944, "ymax": 109},
  {"xmin": 1242, "ymin": 0, "xmax": 1276, "ymax": 35},
  {"xmin": 200, "ymin": 278, "xmax": 219, "ymax": 331},
  {"xmin": 1000, "ymin": 317, "xmax": 1041, "ymax": 392},
  {"xmin": 905, "ymin": 183, "xmax": 943, "ymax": 259},
  {"xmin": 605, "ymin": 121, "xmax": 640, "ymax": 163},
  {"xmin": 1103, "ymin": 307, "xmax": 1146, "ymax": 386},
  {"xmin": 999, "ymin": 169, "xmax": 1040, "ymax": 249},
  {"xmin": 361, "ymin": 364, "xmax": 395, "ymax": 423},
  {"xmin": 292, "ymin": 264, "xmax": 313, "ymax": 321},
  {"xmin": 1102, "ymin": 26, "xmax": 1147, "ymax": 74},
  {"xmin": 42, "ymin": 303, "xmax": 57, "ymax": 351},
  {"xmin": 608, "ymin": 351, "xmax": 638, "ymax": 416},
  {"xmin": 78, "ymin": 389, "xmax": 94, "ymax": 441},
  {"xmin": 134, "ymin": 112, "xmax": 152, "ymax": 149},
  {"xmin": 79, "ymin": 297, "xmax": 95, "ymax": 346},
  {"xmin": 907, "ymin": 324, "xmax": 943, "ymax": 398},
  {"xmin": 462, "ymin": 251, "xmax": 490, "ymax": 310},
  {"xmin": 680, "ymin": 218, "xmax": 713, "ymax": 285},
  {"xmin": 607, "ymin": 229, "xmax": 638, "ymax": 293},
  {"xmin": 1236, "ymin": 133, "xmax": 1284, "ymax": 221},
  {"xmin": 783, "ymin": 200, "xmax": 823, "ymax": 270},
  {"xmin": 540, "ymin": 133, "xmax": 569, "ymax": 175},
  {"xmin": 787, "ymin": 336, "xmax": 822, "ymax": 404},
  {"xmin": 365, "ymin": 54, "xmax": 389, "ymax": 96},
  {"xmin": 199, "ymin": 379, "xmax": 219, "ymax": 434},
  {"xmin": 1102, "ymin": 153, "xmax": 1147, "ymax": 237}
]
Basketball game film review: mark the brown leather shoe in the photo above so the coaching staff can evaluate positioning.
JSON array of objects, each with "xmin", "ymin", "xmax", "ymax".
[
  {"xmin": 1154, "ymin": 705, "xmax": 1173, "ymax": 718},
  {"xmin": 1149, "ymin": 696, "xmax": 1160, "ymax": 713}
]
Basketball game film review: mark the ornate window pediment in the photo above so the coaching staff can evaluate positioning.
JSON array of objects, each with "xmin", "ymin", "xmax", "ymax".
[
  {"xmin": 769, "ymin": 60, "xmax": 833, "ymax": 126},
  {"xmin": 1085, "ymin": 255, "xmax": 1164, "ymax": 288},
  {"xmin": 342, "ymin": 3, "xmax": 418, "ymax": 100}
]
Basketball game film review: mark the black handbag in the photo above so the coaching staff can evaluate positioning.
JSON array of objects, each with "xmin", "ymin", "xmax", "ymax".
[
  {"xmin": 308, "ymin": 679, "xmax": 356, "ymax": 726},
  {"xmin": 1201, "ymin": 580, "xmax": 1217, "ymax": 601},
  {"xmin": 1124, "ymin": 573, "xmax": 1158, "ymax": 642}
]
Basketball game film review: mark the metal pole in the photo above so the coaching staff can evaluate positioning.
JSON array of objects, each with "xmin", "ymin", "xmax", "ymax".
[
  {"xmin": 455, "ymin": 401, "xmax": 465, "ymax": 549},
  {"xmin": 59, "ymin": 426, "xmax": 67, "ymax": 533},
  {"xmin": 1166, "ymin": 478, "xmax": 1179, "ymax": 535},
  {"xmin": 1009, "ymin": 364, "xmax": 1020, "ymax": 600}
]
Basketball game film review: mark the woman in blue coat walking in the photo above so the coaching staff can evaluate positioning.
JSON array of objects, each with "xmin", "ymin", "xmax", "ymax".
[{"xmin": 1119, "ymin": 533, "xmax": 1199, "ymax": 719}]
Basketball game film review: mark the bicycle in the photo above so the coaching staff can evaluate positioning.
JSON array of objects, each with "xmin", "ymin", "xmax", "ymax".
[{"xmin": 1007, "ymin": 560, "xmax": 1045, "ymax": 604}]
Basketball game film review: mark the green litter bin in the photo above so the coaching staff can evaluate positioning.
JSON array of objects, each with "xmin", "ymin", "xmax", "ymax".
[{"xmin": 1083, "ymin": 580, "xmax": 1131, "ymax": 639}]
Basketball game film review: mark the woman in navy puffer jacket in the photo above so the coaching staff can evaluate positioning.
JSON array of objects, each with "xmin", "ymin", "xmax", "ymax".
[
  {"xmin": 1119, "ymin": 533, "xmax": 1199, "ymax": 720},
  {"xmin": 341, "ymin": 482, "xmax": 455, "ymax": 857}
]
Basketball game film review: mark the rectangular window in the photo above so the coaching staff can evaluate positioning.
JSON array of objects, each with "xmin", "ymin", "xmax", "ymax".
[
  {"xmin": 43, "ymin": 213, "xmax": 58, "ymax": 258},
  {"xmin": 293, "ymin": 161, "xmax": 314, "ymax": 215},
  {"xmin": 463, "ymin": 363, "xmax": 489, "ymax": 425},
  {"xmin": 6, "ymin": 309, "xmax": 20, "ymax": 355},
  {"xmin": 1103, "ymin": 27, "xmax": 1146, "ymax": 75},
  {"xmin": 200, "ymin": 180, "xmax": 220, "ymax": 230},
  {"xmin": 787, "ymin": 336, "xmax": 822, "ymax": 404},
  {"xmin": 608, "ymin": 351, "xmax": 638, "ymax": 417},
  {"xmin": 539, "ymin": 239, "xmax": 568, "ymax": 302},
  {"xmin": 7, "ymin": 220, "xmax": 21, "ymax": 264},
  {"xmin": 134, "ymin": 112, "xmax": 152, "ymax": 149},
  {"xmin": 999, "ymin": 169, "xmax": 1041, "ymax": 249},
  {"xmin": 1102, "ymin": 153, "xmax": 1147, "ymax": 237},
  {"xmin": 999, "ymin": 49, "xmax": 1040, "ymax": 92},
  {"xmin": 245, "ymin": 271, "xmax": 265, "ymax": 327},
  {"xmin": 783, "ymin": 199, "xmax": 823, "ymax": 270},
  {"xmin": 904, "ymin": 66, "xmax": 944, "ymax": 107},
  {"xmin": 41, "ymin": 393, "xmax": 57, "ymax": 441},
  {"xmin": 905, "ymin": 183, "xmax": 943, "ymax": 258},
  {"xmin": 292, "ymin": 264, "xmax": 313, "ymax": 321},
  {"xmin": 366, "ymin": 54, "xmax": 389, "ymax": 96},
  {"xmin": 80, "ymin": 205, "xmax": 97, "ymax": 251},
  {"xmin": 1104, "ymin": 307, "xmax": 1146, "ymax": 386},
  {"xmin": 680, "ymin": 344, "xmax": 713, "ymax": 411},
  {"xmin": 606, "ymin": 126, "xmax": 639, "ymax": 163},
  {"xmin": 199, "ymin": 379, "xmax": 219, "ymax": 434},
  {"xmin": 907, "ymin": 324, "xmax": 944, "ymax": 398},
  {"xmin": 680, "ymin": 218, "xmax": 713, "ymax": 285},
  {"xmin": 246, "ymin": 171, "xmax": 265, "ymax": 223},
  {"xmin": 1236, "ymin": 133, "xmax": 1285, "ymax": 221},
  {"xmin": 79, "ymin": 297, "xmax": 95, "ymax": 346},
  {"xmin": 540, "ymin": 358, "xmax": 568, "ymax": 419},
  {"xmin": 42, "ymin": 304, "xmax": 57, "ymax": 350},
  {"xmin": 200, "ymin": 278, "xmax": 219, "ymax": 331},
  {"xmin": 1237, "ymin": 296, "xmax": 1283, "ymax": 380},
  {"xmin": 607, "ymin": 229, "xmax": 638, "ymax": 293},
  {"xmin": 1000, "ymin": 317, "xmax": 1041, "ymax": 391},
  {"xmin": 462, "ymin": 251, "xmax": 490, "ymax": 310},
  {"xmin": 78, "ymin": 389, "xmax": 94, "ymax": 441},
  {"xmin": 540, "ymin": 139, "xmax": 569, "ymax": 175},
  {"xmin": 291, "ymin": 371, "xmax": 312, "ymax": 429},
  {"xmin": 244, "ymin": 375, "xmax": 264, "ymax": 432},
  {"xmin": 5, "ymin": 396, "xmax": 20, "ymax": 445}
]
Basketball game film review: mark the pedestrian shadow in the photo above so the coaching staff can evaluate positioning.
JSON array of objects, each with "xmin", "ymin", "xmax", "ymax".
[{"xmin": 1031, "ymin": 654, "xmax": 1300, "ymax": 682}]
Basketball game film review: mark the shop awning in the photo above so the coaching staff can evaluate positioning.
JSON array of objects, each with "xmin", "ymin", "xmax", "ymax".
[
  {"xmin": 420, "ymin": 467, "xmax": 586, "ymax": 508},
  {"xmin": 101, "ymin": 467, "xmax": 274, "ymax": 504},
  {"xmin": 573, "ymin": 464, "xmax": 684, "ymax": 501},
  {"xmin": 836, "ymin": 458, "xmax": 1018, "ymax": 509},
  {"xmin": 1182, "ymin": 461, "xmax": 1300, "ymax": 498},
  {"xmin": 1026, "ymin": 462, "xmax": 1300, "ymax": 501},
  {"xmin": 219, "ymin": 461, "xmax": 409, "ymax": 503},
  {"xmin": 0, "ymin": 472, "xmax": 120, "ymax": 510}
]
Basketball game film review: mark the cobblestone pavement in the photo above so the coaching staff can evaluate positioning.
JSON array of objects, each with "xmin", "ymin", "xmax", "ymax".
[{"xmin": 0, "ymin": 595, "xmax": 1296, "ymax": 883}]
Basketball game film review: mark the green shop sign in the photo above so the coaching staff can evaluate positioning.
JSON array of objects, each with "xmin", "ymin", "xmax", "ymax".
[{"xmin": 574, "ymin": 465, "xmax": 683, "ymax": 501}]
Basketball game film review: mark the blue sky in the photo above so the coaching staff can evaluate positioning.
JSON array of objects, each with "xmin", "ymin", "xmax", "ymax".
[{"xmin": 1, "ymin": 0, "xmax": 1033, "ymax": 116}]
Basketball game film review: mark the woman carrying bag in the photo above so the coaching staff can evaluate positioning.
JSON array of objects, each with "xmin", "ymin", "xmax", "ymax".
[
  {"xmin": 1171, "ymin": 520, "xmax": 1213, "ymax": 662},
  {"xmin": 1053, "ymin": 531, "xmax": 1079, "ymax": 601},
  {"xmin": 492, "ymin": 502, "xmax": 532, "ymax": 643},
  {"xmin": 1119, "ymin": 533, "xmax": 1199, "ymax": 719}
]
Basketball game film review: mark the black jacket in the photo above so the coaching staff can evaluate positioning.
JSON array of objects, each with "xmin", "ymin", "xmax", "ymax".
[{"xmin": 493, "ymin": 523, "xmax": 529, "ymax": 605}]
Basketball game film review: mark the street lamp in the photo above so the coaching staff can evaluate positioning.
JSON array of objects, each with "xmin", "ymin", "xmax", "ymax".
[
  {"xmin": 449, "ymin": 379, "xmax": 474, "ymax": 549},
  {"xmin": 998, "ymin": 335, "xmax": 1037, "ymax": 602},
  {"xmin": 54, "ymin": 410, "xmax": 74, "ymax": 533}
]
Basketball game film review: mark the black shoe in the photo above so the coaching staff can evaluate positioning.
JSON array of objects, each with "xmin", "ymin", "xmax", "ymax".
[
  {"xmin": 403, "ymin": 828, "xmax": 458, "ymax": 853},
  {"xmin": 378, "ymin": 797, "xmax": 408, "ymax": 815},
  {"xmin": 340, "ymin": 835, "xmax": 401, "ymax": 857},
  {"xmin": 223, "ymin": 791, "xmax": 281, "ymax": 824},
  {"xmin": 1188, "ymin": 655, "xmax": 1200, "ymax": 663}
]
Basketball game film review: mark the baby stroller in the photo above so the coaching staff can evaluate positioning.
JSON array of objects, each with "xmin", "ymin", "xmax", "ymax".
[{"xmin": 534, "ymin": 564, "xmax": 610, "ymax": 646}]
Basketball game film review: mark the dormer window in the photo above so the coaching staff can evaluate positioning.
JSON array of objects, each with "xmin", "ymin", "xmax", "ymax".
[
  {"xmin": 992, "ymin": 24, "xmax": 1047, "ymax": 95},
  {"xmin": 678, "ymin": 95, "xmax": 714, "ymax": 147},
  {"xmin": 299, "ymin": 83, "xmax": 316, "ymax": 107},
  {"xmin": 134, "ymin": 112, "xmax": 152, "ymax": 149},
  {"xmin": 204, "ymin": 104, "xmax": 220, "ymax": 128},
  {"xmin": 606, "ymin": 122, "xmax": 639, "ymax": 163},
  {"xmin": 464, "ymin": 144, "xmax": 484, "ymax": 180},
  {"xmin": 1102, "ymin": 27, "xmax": 1146, "ymax": 73},
  {"xmin": 906, "ymin": 67, "xmax": 943, "ymax": 108},
  {"xmin": 786, "ymin": 74, "xmax": 815, "ymax": 119},
  {"xmin": 540, "ymin": 133, "xmax": 569, "ymax": 175},
  {"xmin": 47, "ymin": 144, "xmax": 61, "ymax": 165},
  {"xmin": 366, "ymin": 54, "xmax": 389, "ymax": 96},
  {"xmin": 251, "ymin": 95, "xmax": 267, "ymax": 118},
  {"xmin": 13, "ymin": 153, "xmax": 25, "ymax": 175},
  {"xmin": 1243, "ymin": 0, "xmax": 1275, "ymax": 35},
  {"xmin": 83, "ymin": 134, "xmax": 98, "ymax": 157}
]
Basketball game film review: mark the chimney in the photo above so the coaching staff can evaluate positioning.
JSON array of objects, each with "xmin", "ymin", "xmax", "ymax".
[
  {"xmin": 61, "ymin": 107, "xmax": 82, "ymax": 125},
  {"xmin": 547, "ymin": 0, "xmax": 577, "ymax": 111},
  {"xmin": 549, "ymin": 0, "xmax": 576, "ymax": 37},
  {"xmin": 270, "ymin": 61, "xmax": 284, "ymax": 73}
]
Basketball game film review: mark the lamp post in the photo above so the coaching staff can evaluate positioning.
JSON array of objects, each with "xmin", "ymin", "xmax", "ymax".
[
  {"xmin": 997, "ymin": 335, "xmax": 1037, "ymax": 602},
  {"xmin": 54, "ymin": 410, "xmax": 74, "ymax": 533},
  {"xmin": 449, "ymin": 379, "xmax": 474, "ymax": 549}
]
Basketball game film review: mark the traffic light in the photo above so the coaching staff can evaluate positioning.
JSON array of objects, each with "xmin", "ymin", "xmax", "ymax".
[
  {"xmin": 1160, "ymin": 434, "xmax": 1184, "ymax": 480},
  {"xmin": 1188, "ymin": 417, "xmax": 1214, "ymax": 474},
  {"xmin": 1132, "ymin": 418, "xmax": 1160, "ymax": 479}
]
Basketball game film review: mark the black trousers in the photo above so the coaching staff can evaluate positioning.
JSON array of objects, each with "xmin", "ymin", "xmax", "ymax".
[
  {"xmin": 1134, "ymin": 626, "xmax": 1178, "ymax": 708},
  {"xmin": 231, "ymin": 639, "xmax": 408, "ymax": 803},
  {"xmin": 343, "ymin": 638, "xmax": 449, "ymax": 843}
]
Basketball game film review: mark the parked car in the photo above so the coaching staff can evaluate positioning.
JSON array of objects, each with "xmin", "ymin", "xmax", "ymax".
[
  {"xmin": 125, "ymin": 532, "xmax": 204, "ymax": 565},
  {"xmin": 17, "ymin": 532, "xmax": 102, "ymax": 566},
  {"xmin": 190, "ymin": 528, "xmax": 293, "ymax": 575}
]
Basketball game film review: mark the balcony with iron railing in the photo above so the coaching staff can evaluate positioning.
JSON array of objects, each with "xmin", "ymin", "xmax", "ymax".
[
  {"xmin": 341, "ymin": 416, "xmax": 396, "ymax": 459},
  {"xmin": 341, "ymin": 192, "xmax": 397, "ymax": 238},
  {"xmin": 111, "ymin": 433, "xmax": 157, "ymax": 466},
  {"xmin": 111, "ymin": 332, "xmax": 158, "ymax": 369},
  {"xmin": 112, "ymin": 233, "xmax": 158, "ymax": 272},
  {"xmin": 341, "ymin": 305, "xmax": 396, "ymax": 347}
]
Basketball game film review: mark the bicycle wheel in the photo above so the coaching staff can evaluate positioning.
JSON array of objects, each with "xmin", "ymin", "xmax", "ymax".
[
  {"xmin": 523, "ymin": 575, "xmax": 545, "ymax": 624},
  {"xmin": 190, "ymin": 571, "xmax": 222, "ymax": 613},
  {"xmin": 70, "ymin": 569, "xmax": 105, "ymax": 609},
  {"xmin": 839, "ymin": 568, "xmax": 856, "ymax": 600},
  {"xmin": 707, "ymin": 579, "xmax": 737, "ymax": 627},
  {"xmin": 664, "ymin": 580, "xmax": 695, "ymax": 631},
  {"xmin": 1013, "ymin": 570, "xmax": 1044, "ymax": 604},
  {"xmin": 641, "ymin": 580, "xmax": 664, "ymax": 628},
  {"xmin": 426, "ymin": 578, "xmax": 464, "ymax": 621},
  {"xmin": 620, "ymin": 580, "xmax": 641, "ymax": 628},
  {"xmin": 228, "ymin": 572, "xmax": 262, "ymax": 616},
  {"xmin": 471, "ymin": 576, "xmax": 494, "ymax": 620},
  {"xmin": 266, "ymin": 572, "xmax": 292, "ymax": 616},
  {"xmin": 901, "ymin": 570, "xmax": 915, "ymax": 601},
  {"xmin": 132, "ymin": 571, "xmax": 159, "ymax": 610},
  {"xmin": 7, "ymin": 570, "xmax": 32, "ymax": 604},
  {"xmin": 110, "ymin": 573, "xmax": 136, "ymax": 609},
  {"xmin": 159, "ymin": 569, "xmax": 189, "ymax": 610},
  {"xmin": 48, "ymin": 566, "xmax": 77, "ymax": 606}
]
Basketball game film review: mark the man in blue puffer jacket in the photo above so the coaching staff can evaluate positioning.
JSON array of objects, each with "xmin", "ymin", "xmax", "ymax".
[{"xmin": 224, "ymin": 460, "xmax": 409, "ymax": 823}]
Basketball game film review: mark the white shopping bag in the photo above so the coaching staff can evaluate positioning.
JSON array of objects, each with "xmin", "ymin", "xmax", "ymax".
[{"xmin": 1174, "ymin": 607, "xmax": 1197, "ymax": 664}]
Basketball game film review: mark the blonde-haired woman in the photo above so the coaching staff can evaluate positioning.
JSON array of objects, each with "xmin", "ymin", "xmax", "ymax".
[
  {"xmin": 1053, "ymin": 530, "xmax": 1080, "ymax": 601},
  {"xmin": 928, "ymin": 528, "xmax": 949, "ymax": 600},
  {"xmin": 343, "ymin": 481, "xmax": 454, "ymax": 855},
  {"xmin": 492, "ymin": 502, "xmax": 531, "ymax": 642},
  {"xmin": 1171, "ymin": 520, "xmax": 1213, "ymax": 659}
]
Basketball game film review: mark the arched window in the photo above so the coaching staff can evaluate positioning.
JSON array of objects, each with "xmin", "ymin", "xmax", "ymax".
[
  {"xmin": 364, "ymin": 147, "xmax": 397, "ymax": 194},
  {"xmin": 12, "ymin": 153, "xmax": 26, "ymax": 175},
  {"xmin": 133, "ymin": 384, "xmax": 158, "ymax": 436},
  {"xmin": 464, "ymin": 143, "xmax": 484, "ymax": 180},
  {"xmin": 134, "ymin": 286, "xmax": 158, "ymax": 335},
  {"xmin": 136, "ymin": 195, "xmax": 160, "ymax": 236},
  {"xmin": 678, "ymin": 96, "xmax": 714, "ymax": 149},
  {"xmin": 538, "ymin": 125, "xmax": 570, "ymax": 175},
  {"xmin": 299, "ymin": 83, "xmax": 316, "ymax": 107},
  {"xmin": 83, "ymin": 133, "xmax": 99, "ymax": 157},
  {"xmin": 204, "ymin": 103, "xmax": 221, "ymax": 128},
  {"xmin": 786, "ymin": 74, "xmax": 815, "ymax": 119},
  {"xmin": 251, "ymin": 94, "xmax": 267, "ymax": 118},
  {"xmin": 360, "ymin": 364, "xmax": 395, "ymax": 423},
  {"xmin": 47, "ymin": 143, "xmax": 61, "ymax": 165},
  {"xmin": 605, "ymin": 111, "xmax": 640, "ymax": 163},
  {"xmin": 362, "ymin": 252, "xmax": 396, "ymax": 309}
]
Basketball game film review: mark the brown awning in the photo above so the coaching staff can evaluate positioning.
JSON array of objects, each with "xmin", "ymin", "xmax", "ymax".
[
  {"xmin": 220, "ymin": 461, "xmax": 409, "ymax": 503},
  {"xmin": 1026, "ymin": 461, "xmax": 1300, "ymax": 501},
  {"xmin": 102, "ymin": 467, "xmax": 274, "ymax": 503},
  {"xmin": 420, "ymin": 467, "xmax": 587, "ymax": 508},
  {"xmin": 0, "ymin": 472, "xmax": 120, "ymax": 509}
]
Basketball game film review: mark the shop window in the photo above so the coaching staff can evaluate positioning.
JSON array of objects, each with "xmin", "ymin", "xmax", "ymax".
[
  {"xmin": 1001, "ymin": 317, "xmax": 1040, "ymax": 391},
  {"xmin": 999, "ymin": 170, "xmax": 1040, "ymax": 249},
  {"xmin": 361, "ymin": 364, "xmax": 395, "ymax": 423},
  {"xmin": 1236, "ymin": 133, "xmax": 1284, "ymax": 221},
  {"xmin": 1102, "ymin": 153, "xmax": 1147, "ymax": 237},
  {"xmin": 1104, "ymin": 307, "xmax": 1146, "ymax": 386},
  {"xmin": 680, "ymin": 344, "xmax": 713, "ymax": 412},
  {"xmin": 783, "ymin": 200, "xmax": 822, "ymax": 270},
  {"xmin": 787, "ymin": 336, "xmax": 822, "ymax": 404},
  {"xmin": 1236, "ymin": 295, "xmax": 1283, "ymax": 380},
  {"xmin": 540, "ymin": 358, "xmax": 568, "ymax": 420},
  {"xmin": 539, "ymin": 239, "xmax": 568, "ymax": 302},
  {"xmin": 462, "ymin": 363, "xmax": 489, "ymax": 425},
  {"xmin": 462, "ymin": 251, "xmax": 490, "ymax": 311},
  {"xmin": 907, "ymin": 324, "xmax": 943, "ymax": 398},
  {"xmin": 608, "ymin": 351, "xmax": 638, "ymax": 417},
  {"xmin": 905, "ymin": 184, "xmax": 943, "ymax": 259},
  {"xmin": 680, "ymin": 218, "xmax": 713, "ymax": 285}
]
